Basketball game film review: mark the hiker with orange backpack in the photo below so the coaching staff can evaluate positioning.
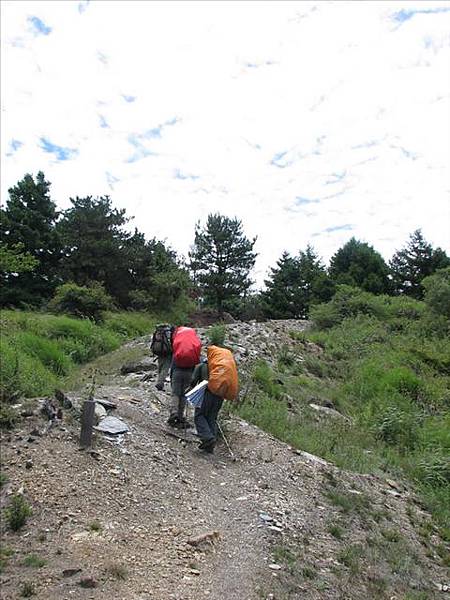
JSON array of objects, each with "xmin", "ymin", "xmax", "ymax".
[
  {"xmin": 168, "ymin": 326, "xmax": 202, "ymax": 429},
  {"xmin": 189, "ymin": 345, "xmax": 238, "ymax": 454}
]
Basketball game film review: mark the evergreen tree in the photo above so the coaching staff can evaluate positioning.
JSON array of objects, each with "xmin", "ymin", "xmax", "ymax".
[
  {"xmin": 189, "ymin": 213, "xmax": 257, "ymax": 314},
  {"xmin": 329, "ymin": 237, "xmax": 390, "ymax": 294},
  {"xmin": 390, "ymin": 230, "xmax": 450, "ymax": 299},
  {"xmin": 297, "ymin": 245, "xmax": 335, "ymax": 315},
  {"xmin": 125, "ymin": 231, "xmax": 190, "ymax": 310},
  {"xmin": 263, "ymin": 245, "xmax": 333, "ymax": 319},
  {"xmin": 0, "ymin": 172, "xmax": 61, "ymax": 306},
  {"xmin": 57, "ymin": 195, "xmax": 131, "ymax": 305},
  {"xmin": 263, "ymin": 252, "xmax": 302, "ymax": 318}
]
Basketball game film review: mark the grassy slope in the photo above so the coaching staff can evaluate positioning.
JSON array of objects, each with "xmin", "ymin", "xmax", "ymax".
[
  {"xmin": 234, "ymin": 292, "xmax": 450, "ymax": 547},
  {"xmin": 0, "ymin": 308, "xmax": 185, "ymax": 401}
]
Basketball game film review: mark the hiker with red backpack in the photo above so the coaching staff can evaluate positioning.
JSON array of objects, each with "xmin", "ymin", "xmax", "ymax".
[
  {"xmin": 150, "ymin": 324, "xmax": 175, "ymax": 392},
  {"xmin": 168, "ymin": 326, "xmax": 202, "ymax": 429}
]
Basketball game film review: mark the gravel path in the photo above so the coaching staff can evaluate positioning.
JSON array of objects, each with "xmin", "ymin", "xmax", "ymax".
[{"xmin": 1, "ymin": 322, "xmax": 448, "ymax": 599}]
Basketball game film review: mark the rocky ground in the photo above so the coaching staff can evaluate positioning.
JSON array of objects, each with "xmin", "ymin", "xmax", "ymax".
[{"xmin": 1, "ymin": 321, "xmax": 448, "ymax": 599}]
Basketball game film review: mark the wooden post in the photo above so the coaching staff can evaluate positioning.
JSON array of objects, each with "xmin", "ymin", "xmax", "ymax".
[{"xmin": 79, "ymin": 399, "xmax": 95, "ymax": 449}]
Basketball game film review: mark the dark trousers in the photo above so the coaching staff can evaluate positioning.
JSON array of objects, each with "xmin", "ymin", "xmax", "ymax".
[{"xmin": 194, "ymin": 391, "xmax": 223, "ymax": 442}]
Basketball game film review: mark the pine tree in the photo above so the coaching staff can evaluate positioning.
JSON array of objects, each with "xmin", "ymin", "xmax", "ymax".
[
  {"xmin": 263, "ymin": 246, "xmax": 333, "ymax": 319},
  {"xmin": 390, "ymin": 230, "xmax": 449, "ymax": 299},
  {"xmin": 263, "ymin": 252, "xmax": 302, "ymax": 318},
  {"xmin": 57, "ymin": 195, "xmax": 131, "ymax": 305},
  {"xmin": 329, "ymin": 237, "xmax": 390, "ymax": 294},
  {"xmin": 189, "ymin": 213, "xmax": 257, "ymax": 314},
  {"xmin": 0, "ymin": 172, "xmax": 61, "ymax": 306}
]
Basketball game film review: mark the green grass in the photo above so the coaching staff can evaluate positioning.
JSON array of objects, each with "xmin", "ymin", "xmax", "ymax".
[
  {"xmin": 0, "ymin": 546, "xmax": 14, "ymax": 574},
  {"xmin": 337, "ymin": 544, "xmax": 364, "ymax": 574},
  {"xmin": 4, "ymin": 494, "xmax": 32, "ymax": 531},
  {"xmin": 88, "ymin": 520, "xmax": 102, "ymax": 532},
  {"xmin": 22, "ymin": 554, "xmax": 47, "ymax": 568},
  {"xmin": 20, "ymin": 582, "xmax": 36, "ymax": 597},
  {"xmin": 234, "ymin": 289, "xmax": 450, "ymax": 542},
  {"xmin": 327, "ymin": 523, "xmax": 344, "ymax": 539},
  {"xmin": 0, "ymin": 308, "xmax": 188, "ymax": 402},
  {"xmin": 106, "ymin": 562, "xmax": 128, "ymax": 580}
]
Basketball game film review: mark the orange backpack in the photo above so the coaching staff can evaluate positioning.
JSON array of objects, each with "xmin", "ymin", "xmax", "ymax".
[{"xmin": 207, "ymin": 345, "xmax": 239, "ymax": 401}]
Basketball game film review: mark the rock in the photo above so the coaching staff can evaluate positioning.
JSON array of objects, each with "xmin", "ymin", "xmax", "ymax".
[
  {"xmin": 187, "ymin": 530, "xmax": 220, "ymax": 547},
  {"xmin": 385, "ymin": 478, "xmax": 403, "ymax": 492},
  {"xmin": 55, "ymin": 389, "xmax": 73, "ymax": 409},
  {"xmin": 269, "ymin": 563, "xmax": 282, "ymax": 570},
  {"xmin": 120, "ymin": 359, "xmax": 156, "ymax": 374},
  {"xmin": 78, "ymin": 576, "xmax": 98, "ymax": 588},
  {"xmin": 94, "ymin": 403, "xmax": 107, "ymax": 424},
  {"xmin": 259, "ymin": 513, "xmax": 273, "ymax": 522},
  {"xmin": 41, "ymin": 398, "xmax": 62, "ymax": 421},
  {"xmin": 63, "ymin": 568, "xmax": 82, "ymax": 577},
  {"xmin": 295, "ymin": 450, "xmax": 330, "ymax": 467},
  {"xmin": 309, "ymin": 403, "xmax": 350, "ymax": 421},
  {"xmin": 93, "ymin": 416, "xmax": 130, "ymax": 435},
  {"xmin": 94, "ymin": 398, "xmax": 117, "ymax": 410}
]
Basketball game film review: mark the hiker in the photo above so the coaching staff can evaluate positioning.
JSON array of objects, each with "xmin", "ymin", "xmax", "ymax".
[
  {"xmin": 168, "ymin": 326, "xmax": 202, "ymax": 428},
  {"xmin": 190, "ymin": 345, "xmax": 239, "ymax": 454},
  {"xmin": 190, "ymin": 357, "xmax": 223, "ymax": 454},
  {"xmin": 150, "ymin": 324, "xmax": 175, "ymax": 391}
]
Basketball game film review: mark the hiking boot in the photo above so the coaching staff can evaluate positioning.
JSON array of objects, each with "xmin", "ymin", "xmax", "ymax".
[
  {"xmin": 199, "ymin": 438, "xmax": 215, "ymax": 453},
  {"xmin": 167, "ymin": 414, "xmax": 179, "ymax": 427},
  {"xmin": 155, "ymin": 382, "xmax": 164, "ymax": 391},
  {"xmin": 173, "ymin": 417, "xmax": 192, "ymax": 430}
]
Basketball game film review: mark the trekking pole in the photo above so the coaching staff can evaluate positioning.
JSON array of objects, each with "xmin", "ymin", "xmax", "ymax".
[
  {"xmin": 217, "ymin": 421, "xmax": 236, "ymax": 461},
  {"xmin": 184, "ymin": 401, "xmax": 188, "ymax": 443}
]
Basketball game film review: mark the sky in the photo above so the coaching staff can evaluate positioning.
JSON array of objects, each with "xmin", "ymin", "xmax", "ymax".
[{"xmin": 1, "ymin": 0, "xmax": 450, "ymax": 288}]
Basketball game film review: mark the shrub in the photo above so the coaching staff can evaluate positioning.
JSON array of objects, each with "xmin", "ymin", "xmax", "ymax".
[
  {"xmin": 310, "ymin": 285, "xmax": 388, "ymax": 329},
  {"xmin": 277, "ymin": 344, "xmax": 296, "ymax": 371},
  {"xmin": 413, "ymin": 451, "xmax": 450, "ymax": 487},
  {"xmin": 372, "ymin": 405, "xmax": 419, "ymax": 450},
  {"xmin": 0, "ymin": 403, "xmax": 18, "ymax": 430},
  {"xmin": 5, "ymin": 494, "xmax": 32, "ymax": 531},
  {"xmin": 49, "ymin": 282, "xmax": 115, "ymax": 322},
  {"xmin": 310, "ymin": 302, "xmax": 341, "ymax": 329},
  {"xmin": 23, "ymin": 554, "xmax": 46, "ymax": 568},
  {"xmin": 382, "ymin": 367, "xmax": 423, "ymax": 402},
  {"xmin": 208, "ymin": 324, "xmax": 226, "ymax": 347},
  {"xmin": 423, "ymin": 267, "xmax": 450, "ymax": 318},
  {"xmin": 20, "ymin": 582, "xmax": 36, "ymax": 598},
  {"xmin": 252, "ymin": 361, "xmax": 282, "ymax": 399}
]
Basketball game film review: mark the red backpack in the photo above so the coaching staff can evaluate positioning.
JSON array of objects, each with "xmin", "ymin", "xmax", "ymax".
[{"xmin": 172, "ymin": 327, "xmax": 201, "ymax": 368}]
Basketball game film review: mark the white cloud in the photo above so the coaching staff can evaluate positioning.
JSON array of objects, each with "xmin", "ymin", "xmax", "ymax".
[{"xmin": 1, "ymin": 0, "xmax": 449, "ymax": 287}]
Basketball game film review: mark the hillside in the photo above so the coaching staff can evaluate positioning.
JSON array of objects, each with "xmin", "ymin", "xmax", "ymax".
[{"xmin": 0, "ymin": 321, "xmax": 448, "ymax": 599}]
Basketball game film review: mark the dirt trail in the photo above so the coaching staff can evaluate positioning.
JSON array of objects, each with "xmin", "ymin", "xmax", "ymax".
[{"xmin": 1, "ymin": 322, "xmax": 448, "ymax": 599}]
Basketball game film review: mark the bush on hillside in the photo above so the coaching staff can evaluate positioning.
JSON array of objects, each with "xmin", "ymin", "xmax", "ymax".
[
  {"xmin": 208, "ymin": 324, "xmax": 226, "ymax": 346},
  {"xmin": 310, "ymin": 285, "xmax": 389, "ymax": 329},
  {"xmin": 423, "ymin": 267, "xmax": 450, "ymax": 319},
  {"xmin": 310, "ymin": 285, "xmax": 428, "ymax": 331},
  {"xmin": 372, "ymin": 404, "xmax": 420, "ymax": 450},
  {"xmin": 49, "ymin": 282, "xmax": 115, "ymax": 322}
]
